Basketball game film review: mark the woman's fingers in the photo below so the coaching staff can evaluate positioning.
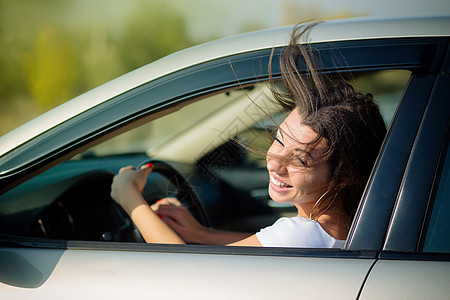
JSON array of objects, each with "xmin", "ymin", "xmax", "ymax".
[
  {"xmin": 112, "ymin": 164, "xmax": 154, "ymax": 207},
  {"xmin": 149, "ymin": 197, "xmax": 205, "ymax": 243},
  {"xmin": 151, "ymin": 197, "xmax": 182, "ymax": 210},
  {"xmin": 157, "ymin": 205, "xmax": 204, "ymax": 243},
  {"xmin": 156, "ymin": 204, "xmax": 199, "ymax": 229},
  {"xmin": 139, "ymin": 163, "xmax": 153, "ymax": 175},
  {"xmin": 162, "ymin": 197, "xmax": 182, "ymax": 206},
  {"xmin": 119, "ymin": 165, "xmax": 136, "ymax": 173},
  {"xmin": 140, "ymin": 162, "xmax": 154, "ymax": 170},
  {"xmin": 156, "ymin": 203, "xmax": 189, "ymax": 217}
]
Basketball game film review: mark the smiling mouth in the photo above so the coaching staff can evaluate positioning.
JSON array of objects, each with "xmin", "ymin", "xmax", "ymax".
[{"xmin": 270, "ymin": 176, "xmax": 293, "ymax": 188}]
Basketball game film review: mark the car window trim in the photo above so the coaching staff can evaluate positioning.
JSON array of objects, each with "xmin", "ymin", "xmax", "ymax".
[
  {"xmin": 379, "ymin": 250, "xmax": 450, "ymax": 262},
  {"xmin": 346, "ymin": 73, "xmax": 437, "ymax": 250},
  {"xmin": 0, "ymin": 38, "xmax": 448, "ymax": 253},
  {"xmin": 0, "ymin": 235, "xmax": 378, "ymax": 259},
  {"xmin": 383, "ymin": 66, "xmax": 450, "ymax": 252}
]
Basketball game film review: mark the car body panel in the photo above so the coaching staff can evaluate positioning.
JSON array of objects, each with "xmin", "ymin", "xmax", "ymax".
[
  {"xmin": 0, "ymin": 246, "xmax": 374, "ymax": 299},
  {"xmin": 360, "ymin": 259, "xmax": 450, "ymax": 299}
]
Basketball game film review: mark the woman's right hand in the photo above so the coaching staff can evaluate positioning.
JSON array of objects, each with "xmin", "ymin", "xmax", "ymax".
[
  {"xmin": 111, "ymin": 164, "xmax": 186, "ymax": 244},
  {"xmin": 111, "ymin": 164, "xmax": 153, "ymax": 215},
  {"xmin": 151, "ymin": 198, "xmax": 208, "ymax": 244}
]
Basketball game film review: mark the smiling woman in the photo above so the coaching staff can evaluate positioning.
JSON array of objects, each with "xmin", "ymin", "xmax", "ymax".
[
  {"xmin": 111, "ymin": 24, "xmax": 387, "ymax": 248},
  {"xmin": 266, "ymin": 109, "xmax": 334, "ymax": 214}
]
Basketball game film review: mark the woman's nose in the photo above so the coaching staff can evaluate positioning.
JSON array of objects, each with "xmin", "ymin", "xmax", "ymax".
[{"xmin": 266, "ymin": 152, "xmax": 287, "ymax": 173}]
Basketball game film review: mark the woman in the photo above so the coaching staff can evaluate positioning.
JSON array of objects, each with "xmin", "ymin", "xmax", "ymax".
[{"xmin": 111, "ymin": 25, "xmax": 387, "ymax": 248}]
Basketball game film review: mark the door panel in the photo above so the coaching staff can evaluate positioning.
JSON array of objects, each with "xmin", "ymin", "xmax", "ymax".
[
  {"xmin": 0, "ymin": 247, "xmax": 373, "ymax": 299},
  {"xmin": 359, "ymin": 259, "xmax": 450, "ymax": 299}
]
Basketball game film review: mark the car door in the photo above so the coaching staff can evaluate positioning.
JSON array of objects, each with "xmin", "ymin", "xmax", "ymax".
[
  {"xmin": 0, "ymin": 245, "xmax": 376, "ymax": 299},
  {"xmin": 0, "ymin": 36, "xmax": 447, "ymax": 299}
]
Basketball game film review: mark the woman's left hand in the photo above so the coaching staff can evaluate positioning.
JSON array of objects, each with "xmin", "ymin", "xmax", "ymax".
[{"xmin": 151, "ymin": 198, "xmax": 208, "ymax": 244}]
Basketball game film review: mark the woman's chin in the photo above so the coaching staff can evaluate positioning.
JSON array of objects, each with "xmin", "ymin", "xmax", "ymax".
[{"xmin": 268, "ymin": 185, "xmax": 293, "ymax": 203}]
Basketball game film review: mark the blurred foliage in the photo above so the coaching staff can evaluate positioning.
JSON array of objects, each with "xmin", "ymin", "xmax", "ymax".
[
  {"xmin": 0, "ymin": 0, "xmax": 371, "ymax": 136},
  {"xmin": 22, "ymin": 27, "xmax": 79, "ymax": 108},
  {"xmin": 0, "ymin": 0, "xmax": 193, "ymax": 135},
  {"xmin": 118, "ymin": 1, "xmax": 192, "ymax": 70}
]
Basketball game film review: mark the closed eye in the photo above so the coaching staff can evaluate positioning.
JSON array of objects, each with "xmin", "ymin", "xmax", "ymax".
[
  {"xmin": 295, "ymin": 155, "xmax": 308, "ymax": 167},
  {"xmin": 275, "ymin": 137, "xmax": 285, "ymax": 147}
]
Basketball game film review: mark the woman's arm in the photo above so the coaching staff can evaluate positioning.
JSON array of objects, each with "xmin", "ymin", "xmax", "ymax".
[
  {"xmin": 153, "ymin": 198, "xmax": 262, "ymax": 246},
  {"xmin": 110, "ymin": 165, "xmax": 184, "ymax": 244},
  {"xmin": 111, "ymin": 164, "xmax": 262, "ymax": 246}
]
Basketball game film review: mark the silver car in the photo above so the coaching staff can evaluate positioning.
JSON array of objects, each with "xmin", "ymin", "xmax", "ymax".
[{"xmin": 0, "ymin": 16, "xmax": 449, "ymax": 299}]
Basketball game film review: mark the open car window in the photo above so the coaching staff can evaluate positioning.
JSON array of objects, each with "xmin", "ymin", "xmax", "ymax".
[{"xmin": 0, "ymin": 69, "xmax": 410, "ymax": 245}]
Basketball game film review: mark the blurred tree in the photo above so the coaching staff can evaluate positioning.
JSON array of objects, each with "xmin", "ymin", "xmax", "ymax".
[
  {"xmin": 280, "ymin": 0, "xmax": 358, "ymax": 25},
  {"xmin": 0, "ymin": 33, "xmax": 23, "ymax": 101},
  {"xmin": 117, "ymin": 0, "xmax": 193, "ymax": 70},
  {"xmin": 0, "ymin": 0, "xmax": 28, "ymax": 102},
  {"xmin": 76, "ymin": 24, "xmax": 123, "ymax": 92},
  {"xmin": 0, "ymin": 0, "xmax": 194, "ymax": 134},
  {"xmin": 21, "ymin": 27, "xmax": 79, "ymax": 108}
]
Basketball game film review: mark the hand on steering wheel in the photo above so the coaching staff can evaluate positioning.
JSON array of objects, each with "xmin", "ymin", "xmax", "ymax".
[
  {"xmin": 151, "ymin": 197, "xmax": 209, "ymax": 244},
  {"xmin": 139, "ymin": 160, "xmax": 211, "ymax": 228},
  {"xmin": 110, "ymin": 160, "xmax": 211, "ymax": 242}
]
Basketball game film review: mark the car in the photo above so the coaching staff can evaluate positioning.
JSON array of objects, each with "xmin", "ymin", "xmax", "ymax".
[{"xmin": 0, "ymin": 15, "xmax": 449, "ymax": 299}]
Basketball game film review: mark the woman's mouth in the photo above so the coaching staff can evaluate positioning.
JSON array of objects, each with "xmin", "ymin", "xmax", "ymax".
[{"xmin": 270, "ymin": 176, "xmax": 293, "ymax": 189}]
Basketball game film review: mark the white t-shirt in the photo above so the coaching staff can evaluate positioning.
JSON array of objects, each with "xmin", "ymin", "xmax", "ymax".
[{"xmin": 256, "ymin": 216, "xmax": 346, "ymax": 248}]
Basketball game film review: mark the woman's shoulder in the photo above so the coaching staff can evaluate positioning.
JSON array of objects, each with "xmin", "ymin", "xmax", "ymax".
[
  {"xmin": 271, "ymin": 216, "xmax": 331, "ymax": 236},
  {"xmin": 256, "ymin": 216, "xmax": 345, "ymax": 248}
]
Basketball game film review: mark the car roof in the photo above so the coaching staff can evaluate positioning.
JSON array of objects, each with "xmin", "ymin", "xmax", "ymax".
[{"xmin": 1, "ymin": 15, "xmax": 450, "ymax": 157}]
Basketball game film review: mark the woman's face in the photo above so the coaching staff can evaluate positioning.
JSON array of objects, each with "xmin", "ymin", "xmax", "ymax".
[{"xmin": 266, "ymin": 108, "xmax": 331, "ymax": 209}]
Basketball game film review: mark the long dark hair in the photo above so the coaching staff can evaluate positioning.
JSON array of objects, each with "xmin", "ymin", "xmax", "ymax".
[{"xmin": 269, "ymin": 24, "xmax": 387, "ymax": 220}]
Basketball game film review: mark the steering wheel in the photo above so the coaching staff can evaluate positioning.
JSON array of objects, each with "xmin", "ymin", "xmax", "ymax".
[{"xmin": 139, "ymin": 160, "xmax": 211, "ymax": 228}]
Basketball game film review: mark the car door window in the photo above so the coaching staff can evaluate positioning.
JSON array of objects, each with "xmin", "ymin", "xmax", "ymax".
[{"xmin": 0, "ymin": 69, "xmax": 411, "ymax": 243}]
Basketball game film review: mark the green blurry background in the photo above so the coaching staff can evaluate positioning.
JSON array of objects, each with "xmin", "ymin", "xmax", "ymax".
[
  {"xmin": 0, "ymin": 0, "xmax": 197, "ymax": 134},
  {"xmin": 0, "ymin": 0, "xmax": 448, "ymax": 135}
]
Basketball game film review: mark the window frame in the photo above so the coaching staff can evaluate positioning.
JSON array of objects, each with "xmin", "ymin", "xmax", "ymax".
[
  {"xmin": 0, "ymin": 37, "xmax": 448, "ymax": 257},
  {"xmin": 381, "ymin": 47, "xmax": 450, "ymax": 254}
]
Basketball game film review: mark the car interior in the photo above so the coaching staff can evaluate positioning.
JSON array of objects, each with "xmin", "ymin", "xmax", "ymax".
[{"xmin": 0, "ymin": 69, "xmax": 411, "ymax": 244}]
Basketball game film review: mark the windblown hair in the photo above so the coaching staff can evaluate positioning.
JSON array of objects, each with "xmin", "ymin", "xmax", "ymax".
[{"xmin": 270, "ymin": 24, "xmax": 387, "ymax": 220}]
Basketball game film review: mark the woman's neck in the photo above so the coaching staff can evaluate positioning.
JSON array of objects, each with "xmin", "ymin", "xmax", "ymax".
[
  {"xmin": 316, "ymin": 211, "xmax": 350, "ymax": 240},
  {"xmin": 309, "ymin": 196, "xmax": 351, "ymax": 240}
]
